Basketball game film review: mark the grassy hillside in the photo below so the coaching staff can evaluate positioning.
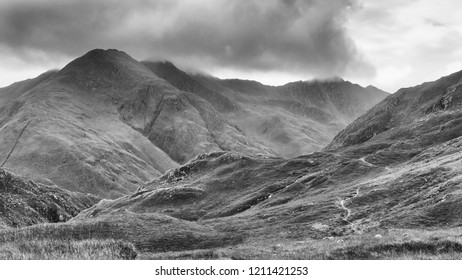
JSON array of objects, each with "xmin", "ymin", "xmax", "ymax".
[
  {"xmin": 0, "ymin": 168, "xmax": 98, "ymax": 228},
  {"xmin": 143, "ymin": 61, "xmax": 388, "ymax": 160},
  {"xmin": 0, "ymin": 50, "xmax": 179, "ymax": 198},
  {"xmin": 15, "ymin": 68, "xmax": 460, "ymax": 259}
]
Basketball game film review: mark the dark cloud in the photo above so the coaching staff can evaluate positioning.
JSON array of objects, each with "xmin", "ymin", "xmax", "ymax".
[{"xmin": 0, "ymin": 0, "xmax": 374, "ymax": 78}]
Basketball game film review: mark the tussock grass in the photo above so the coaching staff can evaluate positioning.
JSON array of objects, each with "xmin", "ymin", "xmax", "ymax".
[
  {"xmin": 0, "ymin": 211, "xmax": 239, "ymax": 259},
  {"xmin": 0, "ymin": 222, "xmax": 137, "ymax": 260},
  {"xmin": 0, "ymin": 239, "xmax": 137, "ymax": 260},
  {"xmin": 286, "ymin": 228, "xmax": 462, "ymax": 260},
  {"xmin": 139, "ymin": 249, "xmax": 223, "ymax": 260},
  {"xmin": 324, "ymin": 240, "xmax": 462, "ymax": 260},
  {"xmin": 0, "ymin": 221, "xmax": 114, "ymax": 242},
  {"xmin": 143, "ymin": 228, "xmax": 462, "ymax": 260}
]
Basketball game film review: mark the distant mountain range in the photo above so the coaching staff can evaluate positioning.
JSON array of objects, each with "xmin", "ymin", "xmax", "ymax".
[
  {"xmin": 142, "ymin": 60, "xmax": 387, "ymax": 161},
  {"xmin": 0, "ymin": 49, "xmax": 387, "ymax": 199}
]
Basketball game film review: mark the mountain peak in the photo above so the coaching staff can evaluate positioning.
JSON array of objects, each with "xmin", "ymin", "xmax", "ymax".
[
  {"xmin": 83, "ymin": 48, "xmax": 131, "ymax": 61},
  {"xmin": 86, "ymin": 48, "xmax": 124, "ymax": 54},
  {"xmin": 55, "ymin": 49, "xmax": 162, "ymax": 89},
  {"xmin": 64, "ymin": 48, "xmax": 135, "ymax": 70}
]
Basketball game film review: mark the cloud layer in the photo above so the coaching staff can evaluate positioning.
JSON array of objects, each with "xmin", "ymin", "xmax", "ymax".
[
  {"xmin": 0, "ymin": 0, "xmax": 373, "ymax": 83},
  {"xmin": 347, "ymin": 0, "xmax": 462, "ymax": 92}
]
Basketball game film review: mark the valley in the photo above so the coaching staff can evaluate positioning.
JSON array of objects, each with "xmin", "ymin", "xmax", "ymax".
[{"xmin": 1, "ymin": 49, "xmax": 462, "ymax": 260}]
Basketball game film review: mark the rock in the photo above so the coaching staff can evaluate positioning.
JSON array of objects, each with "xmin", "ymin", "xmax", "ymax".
[
  {"xmin": 374, "ymin": 234, "xmax": 383, "ymax": 239},
  {"xmin": 311, "ymin": 222, "xmax": 329, "ymax": 232}
]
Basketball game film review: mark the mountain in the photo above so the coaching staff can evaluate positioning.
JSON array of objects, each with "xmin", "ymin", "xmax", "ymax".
[
  {"xmin": 39, "ymin": 69, "xmax": 462, "ymax": 258},
  {"xmin": 0, "ymin": 49, "xmax": 178, "ymax": 198},
  {"xmin": 0, "ymin": 48, "xmax": 403, "ymax": 259},
  {"xmin": 326, "ymin": 69, "xmax": 462, "ymax": 164},
  {"xmin": 142, "ymin": 60, "xmax": 388, "ymax": 159},
  {"xmin": 0, "ymin": 49, "xmax": 387, "ymax": 199}
]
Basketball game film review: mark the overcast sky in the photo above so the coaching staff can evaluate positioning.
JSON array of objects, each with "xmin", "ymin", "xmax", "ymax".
[{"xmin": 0, "ymin": 0, "xmax": 461, "ymax": 92}]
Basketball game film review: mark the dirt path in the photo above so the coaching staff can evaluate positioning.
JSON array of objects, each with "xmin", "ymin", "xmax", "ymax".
[
  {"xmin": 359, "ymin": 156, "xmax": 375, "ymax": 167},
  {"xmin": 359, "ymin": 156, "xmax": 393, "ymax": 172},
  {"xmin": 339, "ymin": 187, "xmax": 361, "ymax": 219},
  {"xmin": 294, "ymin": 174, "xmax": 313, "ymax": 184},
  {"xmin": 339, "ymin": 199, "xmax": 351, "ymax": 218}
]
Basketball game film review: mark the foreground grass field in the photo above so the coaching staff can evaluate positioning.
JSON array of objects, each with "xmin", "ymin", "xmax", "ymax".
[
  {"xmin": 2, "ymin": 222, "xmax": 462, "ymax": 260},
  {"xmin": 0, "ymin": 223, "xmax": 137, "ymax": 260},
  {"xmin": 140, "ymin": 228, "xmax": 462, "ymax": 260},
  {"xmin": 0, "ymin": 239, "xmax": 137, "ymax": 260}
]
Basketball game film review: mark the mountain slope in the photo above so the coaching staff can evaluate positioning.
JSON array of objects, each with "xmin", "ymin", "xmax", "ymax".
[
  {"xmin": 52, "ymin": 69, "xmax": 462, "ymax": 257},
  {"xmin": 0, "ymin": 168, "xmax": 98, "ymax": 229},
  {"xmin": 143, "ymin": 61, "xmax": 388, "ymax": 158},
  {"xmin": 0, "ymin": 49, "xmax": 179, "ymax": 198},
  {"xmin": 326, "ymin": 69, "xmax": 462, "ymax": 165}
]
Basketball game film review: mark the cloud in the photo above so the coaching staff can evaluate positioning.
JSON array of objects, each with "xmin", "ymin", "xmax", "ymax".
[
  {"xmin": 0, "ymin": 0, "xmax": 373, "ymax": 82},
  {"xmin": 346, "ymin": 0, "xmax": 462, "ymax": 92}
]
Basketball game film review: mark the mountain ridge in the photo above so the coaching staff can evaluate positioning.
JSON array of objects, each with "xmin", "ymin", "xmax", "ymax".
[
  {"xmin": 0, "ymin": 48, "xmax": 387, "ymax": 198},
  {"xmin": 141, "ymin": 57, "xmax": 388, "ymax": 159}
]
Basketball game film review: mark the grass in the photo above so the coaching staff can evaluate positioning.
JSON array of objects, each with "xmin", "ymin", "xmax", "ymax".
[
  {"xmin": 140, "ymin": 228, "xmax": 462, "ymax": 260},
  {"xmin": 0, "ymin": 210, "xmax": 240, "ymax": 259},
  {"xmin": 1, "ymin": 145, "xmax": 462, "ymax": 260},
  {"xmin": 0, "ymin": 239, "xmax": 137, "ymax": 260},
  {"xmin": 324, "ymin": 240, "xmax": 462, "ymax": 260},
  {"xmin": 0, "ymin": 222, "xmax": 137, "ymax": 260},
  {"xmin": 2, "ymin": 217, "xmax": 462, "ymax": 260},
  {"xmin": 139, "ymin": 249, "xmax": 224, "ymax": 260}
]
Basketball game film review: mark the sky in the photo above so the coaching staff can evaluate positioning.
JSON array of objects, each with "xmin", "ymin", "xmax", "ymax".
[{"xmin": 0, "ymin": 0, "xmax": 461, "ymax": 93}]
